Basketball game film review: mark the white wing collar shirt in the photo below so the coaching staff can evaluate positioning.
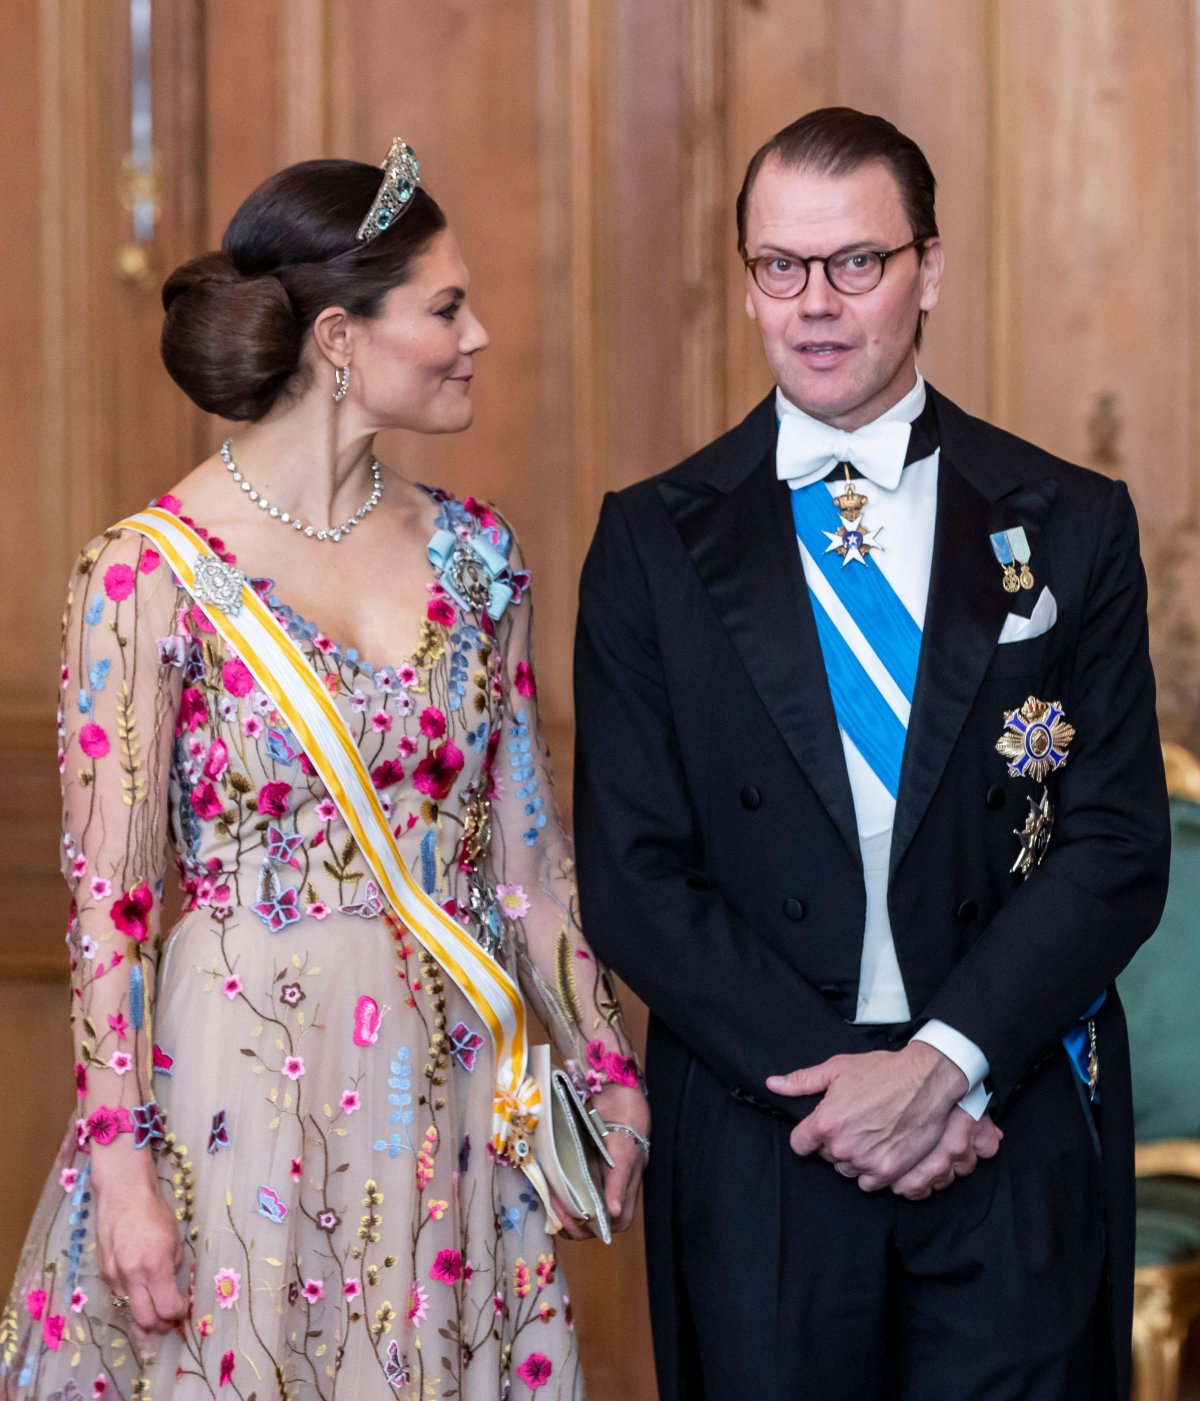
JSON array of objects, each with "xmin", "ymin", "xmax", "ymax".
[{"xmin": 776, "ymin": 373, "xmax": 990, "ymax": 1117}]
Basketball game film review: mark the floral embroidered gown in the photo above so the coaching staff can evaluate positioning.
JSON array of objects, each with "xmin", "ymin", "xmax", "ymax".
[{"xmin": 1, "ymin": 488, "xmax": 637, "ymax": 1401}]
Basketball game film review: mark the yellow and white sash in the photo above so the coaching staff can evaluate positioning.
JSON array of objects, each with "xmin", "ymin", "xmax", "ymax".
[{"xmin": 121, "ymin": 507, "xmax": 558, "ymax": 1222}]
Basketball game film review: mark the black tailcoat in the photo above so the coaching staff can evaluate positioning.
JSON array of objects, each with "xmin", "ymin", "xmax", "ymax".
[{"xmin": 573, "ymin": 386, "xmax": 1170, "ymax": 1399}]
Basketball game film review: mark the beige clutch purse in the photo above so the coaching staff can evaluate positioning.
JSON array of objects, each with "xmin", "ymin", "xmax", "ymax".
[{"xmin": 528, "ymin": 1043, "xmax": 614, "ymax": 1244}]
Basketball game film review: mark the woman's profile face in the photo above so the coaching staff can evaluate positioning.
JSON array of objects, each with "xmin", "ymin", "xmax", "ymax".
[{"xmin": 349, "ymin": 227, "xmax": 489, "ymax": 435}]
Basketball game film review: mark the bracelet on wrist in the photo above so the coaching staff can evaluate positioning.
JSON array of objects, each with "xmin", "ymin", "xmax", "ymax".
[{"xmin": 604, "ymin": 1121, "xmax": 651, "ymax": 1163}]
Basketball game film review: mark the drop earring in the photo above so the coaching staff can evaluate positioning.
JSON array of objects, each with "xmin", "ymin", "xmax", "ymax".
[{"xmin": 333, "ymin": 364, "xmax": 351, "ymax": 402}]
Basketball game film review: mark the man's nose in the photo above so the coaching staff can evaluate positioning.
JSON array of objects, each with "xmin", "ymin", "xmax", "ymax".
[{"xmin": 794, "ymin": 263, "xmax": 842, "ymax": 319}]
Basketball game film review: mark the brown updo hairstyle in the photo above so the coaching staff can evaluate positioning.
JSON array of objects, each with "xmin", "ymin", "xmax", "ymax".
[{"xmin": 161, "ymin": 160, "xmax": 447, "ymax": 421}]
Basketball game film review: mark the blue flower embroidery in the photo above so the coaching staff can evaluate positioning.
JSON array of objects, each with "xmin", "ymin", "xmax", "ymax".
[{"xmin": 373, "ymin": 1045, "xmax": 414, "ymax": 1157}]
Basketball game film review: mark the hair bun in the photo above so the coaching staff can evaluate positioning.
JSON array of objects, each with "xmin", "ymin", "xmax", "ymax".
[{"xmin": 160, "ymin": 251, "xmax": 303, "ymax": 421}]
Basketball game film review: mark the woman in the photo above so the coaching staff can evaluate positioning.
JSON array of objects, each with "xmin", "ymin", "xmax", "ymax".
[{"xmin": 1, "ymin": 140, "xmax": 649, "ymax": 1400}]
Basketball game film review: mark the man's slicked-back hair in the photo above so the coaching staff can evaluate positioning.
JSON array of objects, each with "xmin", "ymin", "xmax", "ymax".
[{"xmin": 735, "ymin": 107, "xmax": 939, "ymax": 257}]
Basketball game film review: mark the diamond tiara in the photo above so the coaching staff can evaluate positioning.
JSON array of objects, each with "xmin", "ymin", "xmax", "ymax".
[{"xmin": 356, "ymin": 138, "xmax": 422, "ymax": 243}]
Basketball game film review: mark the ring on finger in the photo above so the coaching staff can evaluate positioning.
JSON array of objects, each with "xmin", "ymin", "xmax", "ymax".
[
  {"xmin": 110, "ymin": 1294, "xmax": 130, "ymax": 1310},
  {"xmin": 835, "ymin": 1160, "xmax": 858, "ymax": 1178}
]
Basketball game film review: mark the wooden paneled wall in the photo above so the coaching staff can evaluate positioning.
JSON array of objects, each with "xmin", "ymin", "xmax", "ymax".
[{"xmin": 5, "ymin": 4, "xmax": 1200, "ymax": 1398}]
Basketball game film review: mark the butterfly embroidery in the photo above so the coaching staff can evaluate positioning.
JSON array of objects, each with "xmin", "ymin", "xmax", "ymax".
[
  {"xmin": 384, "ymin": 1340, "xmax": 410, "ymax": 1388},
  {"xmin": 256, "ymin": 1185, "xmax": 288, "ymax": 1223},
  {"xmin": 449, "ymin": 1021, "xmax": 485, "ymax": 1073},
  {"xmin": 353, "ymin": 995, "xmax": 390, "ymax": 1047},
  {"xmin": 341, "ymin": 880, "xmax": 385, "ymax": 919},
  {"xmin": 254, "ymin": 886, "xmax": 301, "ymax": 932},
  {"xmin": 498, "ymin": 1206, "xmax": 521, "ymax": 1232},
  {"xmin": 265, "ymin": 727, "xmax": 300, "ymax": 765},
  {"xmin": 208, "ymin": 1109, "xmax": 230, "ymax": 1154},
  {"xmin": 265, "ymin": 824, "xmax": 304, "ymax": 866},
  {"xmin": 152, "ymin": 1043, "xmax": 174, "ymax": 1075}
]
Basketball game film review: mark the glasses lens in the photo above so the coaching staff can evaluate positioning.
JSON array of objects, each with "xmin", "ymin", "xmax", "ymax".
[
  {"xmin": 752, "ymin": 257, "xmax": 807, "ymax": 298},
  {"xmin": 827, "ymin": 250, "xmax": 885, "ymax": 294}
]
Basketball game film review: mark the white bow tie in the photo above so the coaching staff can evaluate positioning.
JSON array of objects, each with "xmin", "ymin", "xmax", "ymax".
[{"xmin": 776, "ymin": 413, "xmax": 913, "ymax": 492}]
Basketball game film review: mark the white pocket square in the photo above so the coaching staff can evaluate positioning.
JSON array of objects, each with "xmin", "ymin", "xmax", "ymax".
[{"xmin": 998, "ymin": 586, "xmax": 1057, "ymax": 644}]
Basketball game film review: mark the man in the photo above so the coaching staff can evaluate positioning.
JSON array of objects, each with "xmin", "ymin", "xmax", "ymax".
[{"xmin": 573, "ymin": 107, "xmax": 1169, "ymax": 1400}]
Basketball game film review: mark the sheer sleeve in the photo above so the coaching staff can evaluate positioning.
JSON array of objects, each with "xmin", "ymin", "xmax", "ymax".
[
  {"xmin": 486, "ymin": 543, "xmax": 639, "ymax": 1096},
  {"xmin": 59, "ymin": 528, "xmax": 182, "ymax": 1139}
]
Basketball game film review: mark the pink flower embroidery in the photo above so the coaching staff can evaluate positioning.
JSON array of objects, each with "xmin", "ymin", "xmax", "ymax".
[
  {"xmin": 315, "ymin": 798, "xmax": 338, "ymax": 822},
  {"xmin": 412, "ymin": 741, "xmax": 464, "ymax": 802},
  {"xmin": 603, "ymin": 1051, "xmax": 641, "ymax": 1088},
  {"xmin": 74, "ymin": 1062, "xmax": 88, "ymax": 1098},
  {"xmin": 427, "ymin": 598, "xmax": 456, "ymax": 627},
  {"xmin": 178, "ymin": 687, "xmax": 207, "ymax": 734},
  {"xmin": 219, "ymin": 1350, "xmax": 235, "ymax": 1386},
  {"xmin": 343, "ymin": 1279, "xmax": 361, "ymax": 1300},
  {"xmin": 514, "ymin": 661, "xmax": 537, "ymax": 697},
  {"xmin": 370, "ymin": 709, "xmax": 392, "ymax": 733},
  {"xmin": 109, "ymin": 881, "xmax": 153, "ymax": 941},
  {"xmin": 138, "ymin": 548, "xmax": 160, "ymax": 574},
  {"xmin": 203, "ymin": 738, "xmax": 229, "ymax": 780},
  {"xmin": 79, "ymin": 723, "xmax": 110, "ymax": 758},
  {"xmin": 516, "ymin": 1353, "xmax": 553, "ymax": 1389},
  {"xmin": 89, "ymin": 877, "xmax": 111, "ymax": 900},
  {"xmin": 302, "ymin": 1278, "xmax": 324, "ymax": 1303},
  {"xmin": 496, "ymin": 884, "xmax": 531, "ymax": 919},
  {"xmin": 70, "ymin": 1288, "xmax": 88, "ymax": 1313},
  {"xmin": 107, "ymin": 1012, "xmax": 129, "ymax": 1042},
  {"xmin": 419, "ymin": 706, "xmax": 447, "ymax": 739},
  {"xmin": 339, "ymin": 1090, "xmax": 361, "ymax": 1115},
  {"xmin": 408, "ymin": 1283, "xmax": 429, "ymax": 1323},
  {"xmin": 256, "ymin": 781, "xmax": 291, "ymax": 817},
  {"xmin": 222, "ymin": 975, "xmax": 242, "ymax": 999},
  {"xmin": 307, "ymin": 901, "xmax": 330, "ymax": 920},
  {"xmin": 221, "ymin": 658, "xmax": 255, "ymax": 697},
  {"xmin": 41, "ymin": 1313, "xmax": 65, "ymax": 1351},
  {"xmin": 24, "ymin": 1288, "xmax": 47, "ymax": 1320},
  {"xmin": 191, "ymin": 782, "xmax": 224, "ymax": 821},
  {"xmin": 108, "ymin": 1051, "xmax": 133, "ymax": 1076},
  {"xmin": 86, "ymin": 1105, "xmax": 132, "ymax": 1146},
  {"xmin": 371, "ymin": 758, "xmax": 405, "ymax": 789},
  {"xmin": 214, "ymin": 1268, "xmax": 240, "ymax": 1309},
  {"xmin": 282, "ymin": 1056, "xmax": 306, "ymax": 1080},
  {"xmin": 156, "ymin": 493, "xmax": 181, "ymax": 515},
  {"xmin": 60, "ymin": 1168, "xmax": 78, "ymax": 1192},
  {"xmin": 429, "ymin": 1249, "xmax": 463, "ymax": 1285},
  {"xmin": 103, "ymin": 563, "xmax": 135, "ymax": 602}
]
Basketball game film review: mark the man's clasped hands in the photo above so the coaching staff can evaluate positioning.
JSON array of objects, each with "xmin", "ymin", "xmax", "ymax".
[{"xmin": 767, "ymin": 1042, "xmax": 1002, "ymax": 1201}]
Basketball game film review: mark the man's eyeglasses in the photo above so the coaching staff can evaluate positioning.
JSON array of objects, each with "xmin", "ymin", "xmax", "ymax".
[{"xmin": 743, "ymin": 238, "xmax": 930, "ymax": 299}]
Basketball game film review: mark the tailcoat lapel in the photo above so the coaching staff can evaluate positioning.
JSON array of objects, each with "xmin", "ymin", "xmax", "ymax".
[
  {"xmin": 658, "ymin": 396, "xmax": 862, "ymax": 867},
  {"xmin": 889, "ymin": 388, "xmax": 1058, "ymax": 878}
]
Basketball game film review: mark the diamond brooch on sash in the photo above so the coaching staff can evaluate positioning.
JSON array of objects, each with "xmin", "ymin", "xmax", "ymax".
[
  {"xmin": 822, "ymin": 465, "xmax": 883, "ymax": 568},
  {"xmin": 193, "ymin": 554, "xmax": 248, "ymax": 616}
]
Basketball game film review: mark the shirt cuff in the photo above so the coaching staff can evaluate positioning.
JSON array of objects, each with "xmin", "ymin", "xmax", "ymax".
[{"xmin": 911, "ymin": 1020, "xmax": 992, "ymax": 1121}]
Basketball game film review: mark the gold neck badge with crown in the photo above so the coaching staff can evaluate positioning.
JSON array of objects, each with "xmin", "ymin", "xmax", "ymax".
[{"xmin": 822, "ymin": 465, "xmax": 883, "ymax": 568}]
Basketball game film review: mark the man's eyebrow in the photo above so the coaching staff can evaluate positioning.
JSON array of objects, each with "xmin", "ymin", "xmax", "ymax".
[{"xmin": 752, "ymin": 239, "xmax": 882, "ymax": 258}]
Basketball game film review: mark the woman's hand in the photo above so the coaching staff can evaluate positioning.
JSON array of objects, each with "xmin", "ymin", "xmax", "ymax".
[
  {"xmin": 594, "ymin": 1082, "xmax": 651, "ymax": 1234},
  {"xmin": 95, "ymin": 1174, "xmax": 188, "ymax": 1356}
]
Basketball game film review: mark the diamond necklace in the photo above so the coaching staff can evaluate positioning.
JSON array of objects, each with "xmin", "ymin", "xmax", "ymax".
[{"xmin": 220, "ymin": 439, "xmax": 383, "ymax": 543}]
